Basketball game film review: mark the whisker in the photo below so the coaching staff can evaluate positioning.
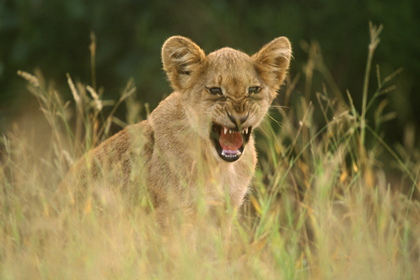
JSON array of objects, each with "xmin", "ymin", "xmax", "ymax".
[
  {"xmin": 270, "ymin": 105, "xmax": 289, "ymax": 110},
  {"xmin": 265, "ymin": 112, "xmax": 283, "ymax": 127}
]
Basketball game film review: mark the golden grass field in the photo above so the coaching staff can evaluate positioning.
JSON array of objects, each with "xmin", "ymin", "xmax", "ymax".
[{"xmin": 1, "ymin": 24, "xmax": 419, "ymax": 279}]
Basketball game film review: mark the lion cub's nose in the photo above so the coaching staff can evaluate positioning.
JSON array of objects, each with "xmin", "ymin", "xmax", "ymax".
[{"xmin": 227, "ymin": 111, "xmax": 249, "ymax": 129}]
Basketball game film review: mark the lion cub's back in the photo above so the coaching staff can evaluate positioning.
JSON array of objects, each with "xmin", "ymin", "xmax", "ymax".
[{"xmin": 59, "ymin": 121, "xmax": 153, "ymax": 198}]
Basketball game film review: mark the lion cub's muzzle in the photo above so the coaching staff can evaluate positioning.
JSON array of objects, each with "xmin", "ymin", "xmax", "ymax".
[{"xmin": 211, "ymin": 112, "xmax": 252, "ymax": 162}]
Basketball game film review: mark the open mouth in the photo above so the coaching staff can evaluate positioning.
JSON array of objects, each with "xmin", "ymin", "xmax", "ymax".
[{"xmin": 211, "ymin": 123, "xmax": 252, "ymax": 162}]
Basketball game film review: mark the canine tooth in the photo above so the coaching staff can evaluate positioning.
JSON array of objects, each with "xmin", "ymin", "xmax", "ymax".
[{"xmin": 223, "ymin": 127, "xmax": 227, "ymax": 134}]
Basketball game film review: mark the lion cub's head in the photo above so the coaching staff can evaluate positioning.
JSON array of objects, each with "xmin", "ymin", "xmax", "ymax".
[{"xmin": 162, "ymin": 36, "xmax": 291, "ymax": 162}]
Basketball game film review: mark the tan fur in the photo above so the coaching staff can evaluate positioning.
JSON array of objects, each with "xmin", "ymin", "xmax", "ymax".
[{"xmin": 60, "ymin": 36, "xmax": 291, "ymax": 230}]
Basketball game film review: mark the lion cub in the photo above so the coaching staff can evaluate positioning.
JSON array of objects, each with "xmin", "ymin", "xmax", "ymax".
[{"xmin": 61, "ymin": 36, "xmax": 291, "ymax": 229}]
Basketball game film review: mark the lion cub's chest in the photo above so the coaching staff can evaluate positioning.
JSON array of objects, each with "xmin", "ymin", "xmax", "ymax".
[{"xmin": 202, "ymin": 151, "xmax": 254, "ymax": 208}]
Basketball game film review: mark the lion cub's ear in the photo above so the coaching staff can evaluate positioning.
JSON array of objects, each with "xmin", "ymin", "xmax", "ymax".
[
  {"xmin": 252, "ymin": 37, "xmax": 292, "ymax": 91},
  {"xmin": 162, "ymin": 36, "xmax": 206, "ymax": 91}
]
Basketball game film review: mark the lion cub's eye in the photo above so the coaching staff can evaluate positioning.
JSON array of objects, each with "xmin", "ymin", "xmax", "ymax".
[
  {"xmin": 248, "ymin": 86, "xmax": 261, "ymax": 95},
  {"xmin": 208, "ymin": 87, "xmax": 223, "ymax": 96}
]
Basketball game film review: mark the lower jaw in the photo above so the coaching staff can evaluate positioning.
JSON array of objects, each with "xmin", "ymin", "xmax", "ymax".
[{"xmin": 214, "ymin": 144, "xmax": 245, "ymax": 162}]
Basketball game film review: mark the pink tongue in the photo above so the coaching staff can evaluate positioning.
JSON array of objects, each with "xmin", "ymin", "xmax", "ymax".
[{"xmin": 219, "ymin": 127, "xmax": 243, "ymax": 150}]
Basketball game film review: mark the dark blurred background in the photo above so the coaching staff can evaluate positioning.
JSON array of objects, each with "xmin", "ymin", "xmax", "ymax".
[{"xmin": 1, "ymin": 0, "xmax": 419, "ymax": 147}]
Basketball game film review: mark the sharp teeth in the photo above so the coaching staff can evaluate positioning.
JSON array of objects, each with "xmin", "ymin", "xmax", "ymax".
[
  {"xmin": 221, "ymin": 150, "xmax": 241, "ymax": 157},
  {"xmin": 223, "ymin": 126, "xmax": 249, "ymax": 135}
]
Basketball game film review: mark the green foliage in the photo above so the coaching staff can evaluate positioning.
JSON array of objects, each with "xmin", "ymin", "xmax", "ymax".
[{"xmin": 1, "ymin": 0, "xmax": 420, "ymax": 146}]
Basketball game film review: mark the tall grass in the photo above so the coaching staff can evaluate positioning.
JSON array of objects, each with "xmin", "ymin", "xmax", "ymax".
[{"xmin": 1, "ymin": 24, "xmax": 419, "ymax": 279}]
